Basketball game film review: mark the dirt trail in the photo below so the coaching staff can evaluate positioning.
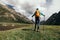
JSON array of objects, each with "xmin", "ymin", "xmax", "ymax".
[{"xmin": 0, "ymin": 24, "xmax": 30, "ymax": 31}]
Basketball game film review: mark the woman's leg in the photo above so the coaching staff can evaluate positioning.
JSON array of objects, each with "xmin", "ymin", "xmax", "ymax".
[
  {"xmin": 34, "ymin": 19, "xmax": 37, "ymax": 31},
  {"xmin": 37, "ymin": 19, "xmax": 40, "ymax": 31}
]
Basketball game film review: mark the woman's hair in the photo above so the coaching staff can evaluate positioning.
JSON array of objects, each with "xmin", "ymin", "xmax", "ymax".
[{"xmin": 36, "ymin": 8, "xmax": 39, "ymax": 10}]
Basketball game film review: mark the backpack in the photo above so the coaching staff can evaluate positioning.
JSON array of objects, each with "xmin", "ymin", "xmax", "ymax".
[{"xmin": 35, "ymin": 10, "xmax": 40, "ymax": 17}]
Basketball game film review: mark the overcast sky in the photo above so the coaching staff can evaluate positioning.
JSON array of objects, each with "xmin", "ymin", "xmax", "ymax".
[{"xmin": 0, "ymin": 0, "xmax": 60, "ymax": 21}]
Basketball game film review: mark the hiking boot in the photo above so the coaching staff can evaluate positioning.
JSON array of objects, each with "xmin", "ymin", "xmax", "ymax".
[
  {"xmin": 37, "ymin": 31, "xmax": 39, "ymax": 32},
  {"xmin": 33, "ymin": 29, "xmax": 36, "ymax": 31},
  {"xmin": 36, "ymin": 29, "xmax": 40, "ymax": 32}
]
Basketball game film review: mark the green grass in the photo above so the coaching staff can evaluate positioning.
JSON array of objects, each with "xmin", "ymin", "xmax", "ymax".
[{"xmin": 0, "ymin": 24, "xmax": 60, "ymax": 40}]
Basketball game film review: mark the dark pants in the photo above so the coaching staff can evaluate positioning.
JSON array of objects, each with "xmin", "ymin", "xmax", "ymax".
[{"xmin": 34, "ymin": 17, "xmax": 40, "ymax": 31}]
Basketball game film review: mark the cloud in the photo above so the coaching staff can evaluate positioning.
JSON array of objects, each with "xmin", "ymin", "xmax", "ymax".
[
  {"xmin": 44, "ymin": 0, "xmax": 60, "ymax": 20},
  {"xmin": 46, "ymin": 0, "xmax": 53, "ymax": 7},
  {"xmin": 0, "ymin": 0, "xmax": 60, "ymax": 21},
  {"xmin": 21, "ymin": 2, "xmax": 34, "ymax": 14}
]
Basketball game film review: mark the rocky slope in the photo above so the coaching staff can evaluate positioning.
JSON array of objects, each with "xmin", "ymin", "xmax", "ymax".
[{"xmin": 0, "ymin": 3, "xmax": 33, "ymax": 23}]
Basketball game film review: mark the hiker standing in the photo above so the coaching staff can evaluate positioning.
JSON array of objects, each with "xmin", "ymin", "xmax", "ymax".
[{"xmin": 32, "ymin": 8, "xmax": 45, "ymax": 32}]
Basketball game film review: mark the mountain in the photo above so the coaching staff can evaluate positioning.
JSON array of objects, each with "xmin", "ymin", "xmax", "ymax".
[
  {"xmin": 6, "ymin": 4, "xmax": 14, "ymax": 9},
  {"xmin": 0, "ymin": 3, "xmax": 33, "ymax": 23},
  {"xmin": 45, "ymin": 11, "xmax": 60, "ymax": 25}
]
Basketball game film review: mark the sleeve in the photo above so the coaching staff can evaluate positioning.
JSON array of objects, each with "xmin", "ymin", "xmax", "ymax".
[{"xmin": 40, "ymin": 12, "xmax": 45, "ymax": 16}]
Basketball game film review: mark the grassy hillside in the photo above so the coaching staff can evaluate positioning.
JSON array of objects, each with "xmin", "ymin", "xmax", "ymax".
[{"xmin": 0, "ymin": 24, "xmax": 60, "ymax": 40}]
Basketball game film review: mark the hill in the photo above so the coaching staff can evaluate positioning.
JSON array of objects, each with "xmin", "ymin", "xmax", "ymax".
[
  {"xmin": 45, "ymin": 11, "xmax": 60, "ymax": 25},
  {"xmin": 0, "ymin": 3, "xmax": 33, "ymax": 23}
]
